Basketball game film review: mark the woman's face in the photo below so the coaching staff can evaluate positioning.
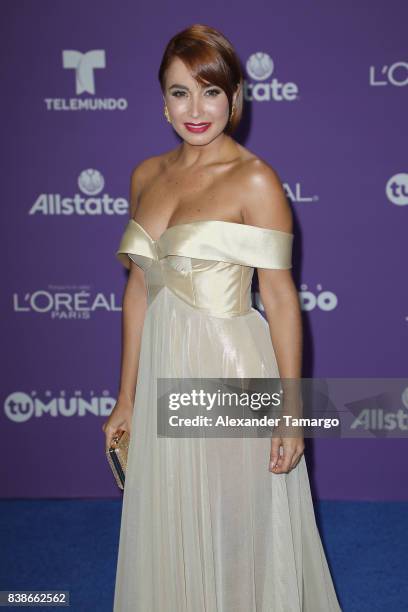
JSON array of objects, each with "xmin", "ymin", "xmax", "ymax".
[{"xmin": 163, "ymin": 57, "xmax": 234, "ymax": 144}]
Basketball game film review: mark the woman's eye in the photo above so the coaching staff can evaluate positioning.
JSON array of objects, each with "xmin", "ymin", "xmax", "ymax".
[{"xmin": 170, "ymin": 88, "xmax": 221, "ymax": 98}]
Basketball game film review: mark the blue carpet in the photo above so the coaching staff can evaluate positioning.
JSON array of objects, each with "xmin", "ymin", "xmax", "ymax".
[{"xmin": 0, "ymin": 499, "xmax": 407, "ymax": 611}]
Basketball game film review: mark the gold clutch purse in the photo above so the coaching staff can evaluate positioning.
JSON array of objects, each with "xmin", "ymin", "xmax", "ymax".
[{"xmin": 106, "ymin": 429, "xmax": 130, "ymax": 490}]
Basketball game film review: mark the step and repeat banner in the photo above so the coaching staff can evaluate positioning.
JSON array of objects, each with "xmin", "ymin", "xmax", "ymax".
[{"xmin": 1, "ymin": 1, "xmax": 407, "ymax": 500}]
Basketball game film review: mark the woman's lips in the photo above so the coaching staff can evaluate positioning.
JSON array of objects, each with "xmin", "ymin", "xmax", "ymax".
[{"xmin": 184, "ymin": 122, "xmax": 211, "ymax": 133}]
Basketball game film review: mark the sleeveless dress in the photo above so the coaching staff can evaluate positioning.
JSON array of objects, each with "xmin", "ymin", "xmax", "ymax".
[{"xmin": 112, "ymin": 219, "xmax": 342, "ymax": 612}]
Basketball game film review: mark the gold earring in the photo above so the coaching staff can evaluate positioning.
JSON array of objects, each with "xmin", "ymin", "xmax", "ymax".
[
  {"xmin": 229, "ymin": 103, "xmax": 236, "ymax": 122},
  {"xmin": 164, "ymin": 105, "xmax": 171, "ymax": 123}
]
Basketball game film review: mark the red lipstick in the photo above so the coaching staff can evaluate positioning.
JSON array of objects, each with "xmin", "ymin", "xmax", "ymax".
[{"xmin": 184, "ymin": 122, "xmax": 211, "ymax": 133}]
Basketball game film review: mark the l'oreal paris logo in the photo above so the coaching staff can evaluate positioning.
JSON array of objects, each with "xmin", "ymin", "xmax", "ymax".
[{"xmin": 369, "ymin": 61, "xmax": 408, "ymax": 87}]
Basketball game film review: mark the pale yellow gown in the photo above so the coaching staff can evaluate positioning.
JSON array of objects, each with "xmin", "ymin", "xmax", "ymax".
[{"xmin": 113, "ymin": 219, "xmax": 342, "ymax": 612}]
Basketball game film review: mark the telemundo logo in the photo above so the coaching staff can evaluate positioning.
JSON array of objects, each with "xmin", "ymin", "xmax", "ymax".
[
  {"xmin": 63, "ymin": 50, "xmax": 106, "ymax": 95},
  {"xmin": 386, "ymin": 173, "xmax": 408, "ymax": 206},
  {"xmin": 254, "ymin": 284, "xmax": 338, "ymax": 313},
  {"xmin": 44, "ymin": 49, "xmax": 128, "ymax": 111},
  {"xmin": 244, "ymin": 52, "xmax": 299, "ymax": 102},
  {"xmin": 4, "ymin": 391, "xmax": 115, "ymax": 422}
]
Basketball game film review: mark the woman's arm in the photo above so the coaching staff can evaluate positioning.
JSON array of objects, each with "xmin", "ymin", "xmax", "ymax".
[
  {"xmin": 118, "ymin": 163, "xmax": 149, "ymax": 403},
  {"xmin": 102, "ymin": 165, "xmax": 148, "ymax": 450},
  {"xmin": 117, "ymin": 263, "xmax": 148, "ymax": 405},
  {"xmin": 241, "ymin": 159, "xmax": 304, "ymax": 473}
]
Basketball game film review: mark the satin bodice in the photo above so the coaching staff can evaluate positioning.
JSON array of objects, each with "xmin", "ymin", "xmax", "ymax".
[{"xmin": 116, "ymin": 219, "xmax": 294, "ymax": 318}]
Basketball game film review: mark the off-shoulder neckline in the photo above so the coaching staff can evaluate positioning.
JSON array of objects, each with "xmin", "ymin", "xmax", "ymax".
[{"xmin": 129, "ymin": 218, "xmax": 293, "ymax": 243}]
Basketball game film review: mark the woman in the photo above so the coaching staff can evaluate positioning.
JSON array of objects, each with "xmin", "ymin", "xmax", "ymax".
[{"xmin": 103, "ymin": 24, "xmax": 342, "ymax": 611}]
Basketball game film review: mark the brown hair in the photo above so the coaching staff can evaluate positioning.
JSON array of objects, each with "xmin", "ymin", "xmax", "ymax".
[{"xmin": 158, "ymin": 24, "xmax": 244, "ymax": 135}]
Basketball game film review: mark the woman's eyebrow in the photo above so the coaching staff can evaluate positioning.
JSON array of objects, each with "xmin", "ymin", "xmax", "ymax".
[
  {"xmin": 168, "ymin": 83, "xmax": 190, "ymax": 90},
  {"xmin": 168, "ymin": 82, "xmax": 213, "ymax": 91}
]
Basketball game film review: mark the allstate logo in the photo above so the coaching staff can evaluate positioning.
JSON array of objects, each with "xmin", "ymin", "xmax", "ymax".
[
  {"xmin": 386, "ymin": 173, "xmax": 408, "ymax": 206},
  {"xmin": 29, "ymin": 168, "xmax": 128, "ymax": 215},
  {"xmin": 78, "ymin": 169, "xmax": 105, "ymax": 195},
  {"xmin": 244, "ymin": 52, "xmax": 298, "ymax": 102},
  {"xmin": 246, "ymin": 53, "xmax": 274, "ymax": 81}
]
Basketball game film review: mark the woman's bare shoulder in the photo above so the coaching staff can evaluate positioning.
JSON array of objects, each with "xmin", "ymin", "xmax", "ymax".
[
  {"xmin": 130, "ymin": 149, "xmax": 173, "ymax": 183},
  {"xmin": 233, "ymin": 145, "xmax": 280, "ymax": 182},
  {"xmin": 230, "ymin": 144, "xmax": 282, "ymax": 187},
  {"xmin": 232, "ymin": 148, "xmax": 292, "ymax": 232},
  {"xmin": 128, "ymin": 149, "xmax": 177, "ymax": 216}
]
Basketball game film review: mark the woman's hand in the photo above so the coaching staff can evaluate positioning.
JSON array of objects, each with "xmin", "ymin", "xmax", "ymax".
[
  {"xmin": 268, "ymin": 392, "xmax": 304, "ymax": 473},
  {"xmin": 102, "ymin": 396, "xmax": 134, "ymax": 452},
  {"xmin": 269, "ymin": 432, "xmax": 305, "ymax": 474}
]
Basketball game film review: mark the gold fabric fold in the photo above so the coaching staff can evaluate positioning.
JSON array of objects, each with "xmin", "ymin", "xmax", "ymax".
[
  {"xmin": 115, "ymin": 219, "xmax": 293, "ymax": 270},
  {"xmin": 159, "ymin": 220, "xmax": 293, "ymax": 269},
  {"xmin": 115, "ymin": 219, "xmax": 294, "ymax": 316},
  {"xmin": 115, "ymin": 220, "xmax": 158, "ymax": 269}
]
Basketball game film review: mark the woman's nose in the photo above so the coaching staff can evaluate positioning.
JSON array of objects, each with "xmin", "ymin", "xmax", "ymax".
[{"xmin": 189, "ymin": 96, "xmax": 202, "ymax": 117}]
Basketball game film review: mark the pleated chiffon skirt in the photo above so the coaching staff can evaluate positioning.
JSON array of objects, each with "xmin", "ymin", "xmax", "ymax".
[{"xmin": 113, "ymin": 286, "xmax": 342, "ymax": 611}]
